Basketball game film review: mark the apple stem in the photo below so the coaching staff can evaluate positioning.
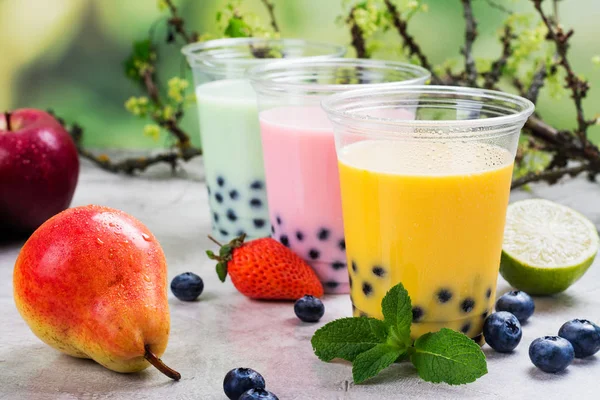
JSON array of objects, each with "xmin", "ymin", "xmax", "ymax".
[
  {"xmin": 144, "ymin": 345, "xmax": 181, "ymax": 381},
  {"xmin": 4, "ymin": 112, "xmax": 11, "ymax": 131}
]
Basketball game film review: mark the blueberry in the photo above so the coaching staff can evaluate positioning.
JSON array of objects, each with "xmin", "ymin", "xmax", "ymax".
[
  {"xmin": 372, "ymin": 266, "xmax": 385, "ymax": 277},
  {"xmin": 250, "ymin": 198, "xmax": 262, "ymax": 208},
  {"xmin": 317, "ymin": 228, "xmax": 330, "ymax": 241},
  {"xmin": 558, "ymin": 319, "xmax": 600, "ymax": 358},
  {"xmin": 495, "ymin": 290, "xmax": 535, "ymax": 323},
  {"xmin": 279, "ymin": 235, "xmax": 290, "ymax": 247},
  {"xmin": 223, "ymin": 368, "xmax": 266, "ymax": 400},
  {"xmin": 331, "ymin": 261, "xmax": 345, "ymax": 270},
  {"xmin": 483, "ymin": 311, "xmax": 522, "ymax": 352},
  {"xmin": 436, "ymin": 288, "xmax": 453, "ymax": 303},
  {"xmin": 529, "ymin": 336, "xmax": 574, "ymax": 373},
  {"xmin": 294, "ymin": 295, "xmax": 325, "ymax": 322},
  {"xmin": 362, "ymin": 282, "xmax": 373, "ymax": 296},
  {"xmin": 308, "ymin": 249, "xmax": 320, "ymax": 260},
  {"xmin": 296, "ymin": 231, "xmax": 304, "ymax": 241},
  {"xmin": 338, "ymin": 239, "xmax": 346, "ymax": 250},
  {"xmin": 170, "ymin": 272, "xmax": 204, "ymax": 301},
  {"xmin": 239, "ymin": 388, "xmax": 279, "ymax": 400},
  {"xmin": 460, "ymin": 298, "xmax": 475, "ymax": 313},
  {"xmin": 412, "ymin": 307, "xmax": 424, "ymax": 322}
]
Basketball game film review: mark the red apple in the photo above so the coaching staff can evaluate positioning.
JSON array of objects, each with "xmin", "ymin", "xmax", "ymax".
[{"xmin": 0, "ymin": 109, "xmax": 79, "ymax": 238}]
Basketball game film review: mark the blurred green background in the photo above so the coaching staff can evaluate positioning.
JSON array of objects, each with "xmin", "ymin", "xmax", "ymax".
[{"xmin": 1, "ymin": 0, "xmax": 598, "ymax": 148}]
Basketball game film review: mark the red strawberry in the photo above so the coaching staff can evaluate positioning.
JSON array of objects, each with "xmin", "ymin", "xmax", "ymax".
[{"xmin": 206, "ymin": 234, "xmax": 324, "ymax": 300}]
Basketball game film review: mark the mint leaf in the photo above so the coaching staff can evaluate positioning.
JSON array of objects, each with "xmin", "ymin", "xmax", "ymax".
[
  {"xmin": 381, "ymin": 282, "xmax": 412, "ymax": 347},
  {"xmin": 352, "ymin": 344, "xmax": 404, "ymax": 384},
  {"xmin": 411, "ymin": 328, "xmax": 487, "ymax": 385},
  {"xmin": 311, "ymin": 317, "xmax": 387, "ymax": 362}
]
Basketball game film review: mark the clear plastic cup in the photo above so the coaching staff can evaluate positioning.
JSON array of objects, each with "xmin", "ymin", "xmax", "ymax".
[
  {"xmin": 182, "ymin": 39, "xmax": 346, "ymax": 242},
  {"xmin": 249, "ymin": 59, "xmax": 430, "ymax": 293},
  {"xmin": 322, "ymin": 85, "xmax": 534, "ymax": 339}
]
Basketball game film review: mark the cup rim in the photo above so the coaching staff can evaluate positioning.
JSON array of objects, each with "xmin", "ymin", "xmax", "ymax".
[
  {"xmin": 321, "ymin": 85, "xmax": 535, "ymax": 130},
  {"xmin": 181, "ymin": 38, "xmax": 347, "ymax": 72},
  {"xmin": 248, "ymin": 58, "xmax": 431, "ymax": 94}
]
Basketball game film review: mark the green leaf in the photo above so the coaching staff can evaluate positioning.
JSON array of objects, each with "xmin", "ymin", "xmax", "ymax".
[
  {"xmin": 219, "ymin": 244, "xmax": 232, "ymax": 258},
  {"xmin": 411, "ymin": 328, "xmax": 487, "ymax": 385},
  {"xmin": 224, "ymin": 17, "xmax": 249, "ymax": 38},
  {"xmin": 311, "ymin": 317, "xmax": 387, "ymax": 362},
  {"xmin": 216, "ymin": 262, "xmax": 228, "ymax": 282},
  {"xmin": 206, "ymin": 250, "xmax": 216, "ymax": 258},
  {"xmin": 352, "ymin": 344, "xmax": 403, "ymax": 384},
  {"xmin": 381, "ymin": 283, "xmax": 412, "ymax": 347}
]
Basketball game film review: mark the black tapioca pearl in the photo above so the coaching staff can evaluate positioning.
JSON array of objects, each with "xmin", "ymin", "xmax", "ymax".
[
  {"xmin": 219, "ymin": 229, "xmax": 228, "ymax": 236},
  {"xmin": 217, "ymin": 176, "xmax": 225, "ymax": 187},
  {"xmin": 308, "ymin": 249, "xmax": 320, "ymax": 260},
  {"xmin": 280, "ymin": 235, "xmax": 290, "ymax": 247},
  {"xmin": 331, "ymin": 261, "xmax": 345, "ymax": 270},
  {"xmin": 325, "ymin": 281, "xmax": 339, "ymax": 289},
  {"xmin": 271, "ymin": 224, "xmax": 275, "ymax": 234},
  {"xmin": 226, "ymin": 209, "xmax": 237, "ymax": 222},
  {"xmin": 351, "ymin": 261, "xmax": 358, "ymax": 273},
  {"xmin": 412, "ymin": 307, "xmax": 424, "ymax": 322},
  {"xmin": 317, "ymin": 228, "xmax": 330, "ymax": 241},
  {"xmin": 296, "ymin": 231, "xmax": 304, "ymax": 241},
  {"xmin": 250, "ymin": 198, "xmax": 262, "ymax": 208},
  {"xmin": 485, "ymin": 287, "xmax": 492, "ymax": 299},
  {"xmin": 481, "ymin": 310, "xmax": 489, "ymax": 320},
  {"xmin": 372, "ymin": 266, "xmax": 386, "ymax": 277},
  {"xmin": 250, "ymin": 180, "xmax": 263, "ymax": 190},
  {"xmin": 338, "ymin": 239, "xmax": 346, "ymax": 251},
  {"xmin": 436, "ymin": 288, "xmax": 453, "ymax": 303},
  {"xmin": 253, "ymin": 219, "xmax": 265, "ymax": 228},
  {"xmin": 349, "ymin": 275, "xmax": 353, "ymax": 288},
  {"xmin": 460, "ymin": 298, "xmax": 476, "ymax": 313},
  {"xmin": 229, "ymin": 190, "xmax": 239, "ymax": 200},
  {"xmin": 461, "ymin": 322, "xmax": 472, "ymax": 334},
  {"xmin": 215, "ymin": 192, "xmax": 224, "ymax": 203},
  {"xmin": 213, "ymin": 212, "xmax": 219, "ymax": 222},
  {"xmin": 362, "ymin": 282, "xmax": 373, "ymax": 297},
  {"xmin": 276, "ymin": 216, "xmax": 282, "ymax": 225}
]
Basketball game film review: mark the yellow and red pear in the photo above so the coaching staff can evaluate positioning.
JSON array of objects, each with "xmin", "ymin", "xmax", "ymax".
[{"xmin": 13, "ymin": 205, "xmax": 180, "ymax": 379}]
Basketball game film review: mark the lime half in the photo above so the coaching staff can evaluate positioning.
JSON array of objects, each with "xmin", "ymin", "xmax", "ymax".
[{"xmin": 500, "ymin": 199, "xmax": 599, "ymax": 295}]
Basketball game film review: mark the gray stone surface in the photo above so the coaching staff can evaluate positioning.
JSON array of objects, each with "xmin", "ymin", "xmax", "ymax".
[{"xmin": 1, "ymin": 158, "xmax": 599, "ymax": 400}]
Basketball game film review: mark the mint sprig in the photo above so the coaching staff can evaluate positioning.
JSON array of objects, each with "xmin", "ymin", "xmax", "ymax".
[{"xmin": 311, "ymin": 283, "xmax": 487, "ymax": 385}]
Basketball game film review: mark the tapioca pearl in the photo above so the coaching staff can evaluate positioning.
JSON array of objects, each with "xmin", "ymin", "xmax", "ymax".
[
  {"xmin": 349, "ymin": 274, "xmax": 353, "ymax": 288},
  {"xmin": 362, "ymin": 282, "xmax": 373, "ymax": 297},
  {"xmin": 481, "ymin": 310, "xmax": 489, "ymax": 320},
  {"xmin": 253, "ymin": 219, "xmax": 266, "ymax": 229},
  {"xmin": 372, "ymin": 266, "xmax": 385, "ymax": 277},
  {"xmin": 308, "ymin": 249, "xmax": 320, "ymax": 260},
  {"xmin": 325, "ymin": 281, "xmax": 339, "ymax": 290},
  {"xmin": 226, "ymin": 209, "xmax": 237, "ymax": 222},
  {"xmin": 213, "ymin": 212, "xmax": 219, "ymax": 222},
  {"xmin": 317, "ymin": 228, "xmax": 330, "ymax": 241},
  {"xmin": 338, "ymin": 239, "xmax": 346, "ymax": 251},
  {"xmin": 215, "ymin": 192, "xmax": 224, "ymax": 203},
  {"xmin": 219, "ymin": 228, "xmax": 228, "ymax": 236},
  {"xmin": 271, "ymin": 224, "xmax": 275, "ymax": 234},
  {"xmin": 296, "ymin": 231, "xmax": 304, "ymax": 241},
  {"xmin": 460, "ymin": 298, "xmax": 475, "ymax": 313},
  {"xmin": 276, "ymin": 215, "xmax": 282, "ymax": 225},
  {"xmin": 331, "ymin": 261, "xmax": 345, "ymax": 270},
  {"xmin": 280, "ymin": 235, "xmax": 290, "ymax": 247},
  {"xmin": 250, "ymin": 180, "xmax": 264, "ymax": 190},
  {"xmin": 351, "ymin": 261, "xmax": 358, "ymax": 273},
  {"xmin": 412, "ymin": 306, "xmax": 424, "ymax": 322},
  {"xmin": 461, "ymin": 322, "xmax": 472, "ymax": 334},
  {"xmin": 229, "ymin": 190, "xmax": 239, "ymax": 200},
  {"xmin": 485, "ymin": 287, "xmax": 492, "ymax": 299},
  {"xmin": 436, "ymin": 288, "xmax": 453, "ymax": 303},
  {"xmin": 249, "ymin": 198, "xmax": 262, "ymax": 208},
  {"xmin": 217, "ymin": 176, "xmax": 225, "ymax": 187}
]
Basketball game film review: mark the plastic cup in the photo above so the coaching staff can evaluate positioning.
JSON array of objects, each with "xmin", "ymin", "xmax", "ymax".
[
  {"xmin": 182, "ymin": 38, "xmax": 346, "ymax": 242},
  {"xmin": 249, "ymin": 59, "xmax": 430, "ymax": 293},
  {"xmin": 322, "ymin": 85, "xmax": 534, "ymax": 338}
]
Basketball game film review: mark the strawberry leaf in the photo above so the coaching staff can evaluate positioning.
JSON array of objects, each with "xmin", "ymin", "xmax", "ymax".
[{"xmin": 216, "ymin": 262, "xmax": 228, "ymax": 282}]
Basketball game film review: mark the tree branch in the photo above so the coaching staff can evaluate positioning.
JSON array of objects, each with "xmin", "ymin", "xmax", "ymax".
[
  {"xmin": 511, "ymin": 163, "xmax": 592, "ymax": 189},
  {"xmin": 260, "ymin": 0, "xmax": 280, "ymax": 33},
  {"xmin": 346, "ymin": 7, "xmax": 368, "ymax": 59},
  {"xmin": 483, "ymin": 25, "xmax": 514, "ymax": 89},
  {"xmin": 383, "ymin": 0, "xmax": 441, "ymax": 84},
  {"xmin": 525, "ymin": 63, "xmax": 548, "ymax": 103},
  {"xmin": 164, "ymin": 0, "xmax": 198, "ymax": 43},
  {"xmin": 461, "ymin": 0, "xmax": 478, "ymax": 87}
]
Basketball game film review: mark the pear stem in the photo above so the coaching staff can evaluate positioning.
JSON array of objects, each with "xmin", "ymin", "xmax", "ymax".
[
  {"xmin": 208, "ymin": 235, "xmax": 223, "ymax": 247},
  {"xmin": 144, "ymin": 345, "xmax": 181, "ymax": 381},
  {"xmin": 4, "ymin": 112, "xmax": 11, "ymax": 131}
]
